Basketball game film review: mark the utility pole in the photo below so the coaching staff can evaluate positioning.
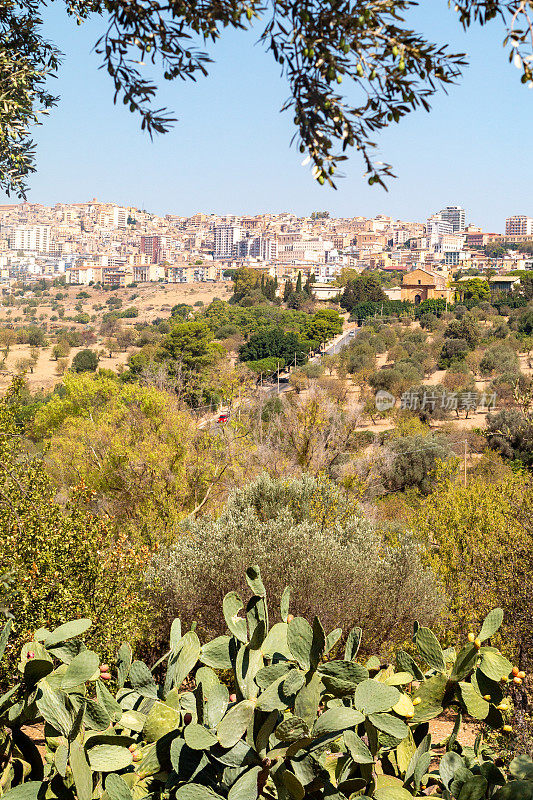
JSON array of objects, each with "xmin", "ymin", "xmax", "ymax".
[
  {"xmin": 464, "ymin": 439, "xmax": 468, "ymax": 488},
  {"xmin": 259, "ymin": 393, "xmax": 263, "ymax": 444},
  {"xmin": 277, "ymin": 361, "xmax": 280, "ymax": 394}
]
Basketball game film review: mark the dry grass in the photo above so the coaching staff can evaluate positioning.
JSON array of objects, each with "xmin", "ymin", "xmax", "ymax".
[
  {"xmin": 0, "ymin": 280, "xmax": 232, "ymax": 326},
  {"xmin": 0, "ymin": 342, "xmax": 134, "ymax": 393}
]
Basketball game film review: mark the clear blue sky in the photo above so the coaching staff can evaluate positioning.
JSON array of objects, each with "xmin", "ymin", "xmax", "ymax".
[{"xmin": 2, "ymin": 2, "xmax": 532, "ymax": 230}]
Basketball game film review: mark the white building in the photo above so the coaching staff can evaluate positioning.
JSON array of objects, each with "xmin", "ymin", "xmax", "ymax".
[
  {"xmin": 10, "ymin": 225, "xmax": 51, "ymax": 253},
  {"xmin": 437, "ymin": 233, "xmax": 466, "ymax": 253},
  {"xmin": 237, "ymin": 235, "xmax": 278, "ymax": 261},
  {"xmin": 426, "ymin": 215, "xmax": 453, "ymax": 248},
  {"xmin": 439, "ymin": 206, "xmax": 466, "ymax": 233},
  {"xmin": 505, "ymin": 215, "xmax": 533, "ymax": 237},
  {"xmin": 113, "ymin": 207, "xmax": 128, "ymax": 228},
  {"xmin": 133, "ymin": 264, "xmax": 166, "ymax": 282},
  {"xmin": 393, "ymin": 230, "xmax": 411, "ymax": 246},
  {"xmin": 214, "ymin": 225, "xmax": 243, "ymax": 258}
]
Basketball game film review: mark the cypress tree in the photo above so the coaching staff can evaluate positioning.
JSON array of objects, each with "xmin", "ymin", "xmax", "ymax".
[{"xmin": 283, "ymin": 280, "xmax": 294, "ymax": 302}]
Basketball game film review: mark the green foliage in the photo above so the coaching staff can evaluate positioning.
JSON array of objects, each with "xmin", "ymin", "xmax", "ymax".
[
  {"xmin": 170, "ymin": 304, "xmax": 192, "ymax": 319},
  {"xmin": 438, "ymin": 339, "xmax": 470, "ymax": 370},
  {"xmin": 157, "ymin": 320, "xmax": 222, "ymax": 399},
  {"xmin": 380, "ymin": 433, "xmax": 454, "ymax": 494},
  {"xmin": 71, "ymin": 349, "xmax": 99, "ymax": 372},
  {"xmin": 0, "ymin": 567, "xmax": 523, "ymax": 800},
  {"xmin": 146, "ymin": 474, "xmax": 442, "ymax": 654},
  {"xmin": 485, "ymin": 409, "xmax": 533, "ymax": 468},
  {"xmin": 454, "ymin": 278, "xmax": 490, "ymax": 303},
  {"xmin": 414, "ymin": 298, "xmax": 447, "ymax": 318},
  {"xmin": 304, "ymin": 309, "xmax": 343, "ymax": 343},
  {"xmin": 0, "ymin": 0, "xmax": 60, "ymax": 197},
  {"xmin": 3, "ymin": 0, "xmax": 533, "ymax": 196},
  {"xmin": 239, "ymin": 329, "xmax": 308, "ymax": 365},
  {"xmin": 244, "ymin": 357, "xmax": 284, "ymax": 376},
  {"xmin": 340, "ymin": 275, "xmax": 387, "ymax": 311},
  {"xmin": 479, "ymin": 345, "xmax": 520, "ymax": 378},
  {"xmin": 349, "ymin": 300, "xmax": 413, "ymax": 322},
  {"xmin": 517, "ymin": 310, "xmax": 533, "ymax": 336},
  {"xmin": 412, "ymin": 469, "xmax": 533, "ymax": 667},
  {"xmin": 369, "ymin": 362, "xmax": 422, "ymax": 396},
  {"xmin": 31, "ymin": 372, "xmax": 238, "ymax": 538},
  {"xmin": 231, "ymin": 269, "xmax": 277, "ymax": 305},
  {"xmin": 484, "ymin": 243, "xmax": 508, "ymax": 259},
  {"xmin": 444, "ymin": 316, "xmax": 481, "ymax": 348},
  {"xmin": 0, "ymin": 379, "xmax": 151, "ymax": 681},
  {"xmin": 202, "ymin": 300, "xmax": 326, "ymax": 342}
]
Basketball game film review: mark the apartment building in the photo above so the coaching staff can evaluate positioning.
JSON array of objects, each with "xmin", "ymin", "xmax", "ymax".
[
  {"xmin": 426, "ymin": 215, "xmax": 453, "ymax": 247},
  {"xmin": 237, "ymin": 236, "xmax": 279, "ymax": 261},
  {"xmin": 439, "ymin": 206, "xmax": 466, "ymax": 233},
  {"xmin": 66, "ymin": 266, "xmax": 102, "ymax": 285},
  {"xmin": 10, "ymin": 225, "xmax": 51, "ymax": 253},
  {"xmin": 140, "ymin": 235, "xmax": 164, "ymax": 262},
  {"xmin": 133, "ymin": 264, "xmax": 166, "ymax": 282},
  {"xmin": 214, "ymin": 225, "xmax": 243, "ymax": 258},
  {"xmin": 505, "ymin": 215, "xmax": 533, "ymax": 237}
]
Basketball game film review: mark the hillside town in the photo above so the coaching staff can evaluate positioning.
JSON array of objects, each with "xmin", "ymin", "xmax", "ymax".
[{"xmin": 0, "ymin": 201, "xmax": 532, "ymax": 298}]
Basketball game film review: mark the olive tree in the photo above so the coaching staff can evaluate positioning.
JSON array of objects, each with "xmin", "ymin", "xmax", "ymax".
[{"xmin": 146, "ymin": 473, "xmax": 443, "ymax": 655}]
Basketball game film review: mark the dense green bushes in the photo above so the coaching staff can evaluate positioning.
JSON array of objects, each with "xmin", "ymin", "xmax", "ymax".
[
  {"xmin": 412, "ymin": 469, "xmax": 533, "ymax": 667},
  {"xmin": 145, "ymin": 475, "xmax": 443, "ymax": 656},
  {"xmin": 0, "ymin": 379, "xmax": 151, "ymax": 680}
]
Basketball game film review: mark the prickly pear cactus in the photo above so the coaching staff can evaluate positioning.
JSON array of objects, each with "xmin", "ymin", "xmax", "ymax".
[{"xmin": 0, "ymin": 568, "xmax": 527, "ymax": 800}]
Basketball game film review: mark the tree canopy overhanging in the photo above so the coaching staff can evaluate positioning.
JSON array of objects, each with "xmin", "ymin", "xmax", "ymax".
[{"xmin": 1, "ymin": 0, "xmax": 533, "ymax": 198}]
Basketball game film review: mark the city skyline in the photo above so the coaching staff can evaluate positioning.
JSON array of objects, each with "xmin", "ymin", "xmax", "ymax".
[
  {"xmin": 3, "ymin": 199, "xmax": 531, "ymax": 235},
  {"xmin": 0, "ymin": 4, "xmax": 532, "ymax": 229}
]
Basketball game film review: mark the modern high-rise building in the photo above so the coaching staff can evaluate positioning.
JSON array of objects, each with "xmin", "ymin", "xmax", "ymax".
[
  {"xmin": 439, "ymin": 206, "xmax": 466, "ymax": 233},
  {"xmin": 505, "ymin": 215, "xmax": 533, "ymax": 237},
  {"xmin": 213, "ymin": 224, "xmax": 243, "ymax": 258},
  {"xmin": 10, "ymin": 225, "xmax": 51, "ymax": 253},
  {"xmin": 140, "ymin": 235, "xmax": 163, "ymax": 262}
]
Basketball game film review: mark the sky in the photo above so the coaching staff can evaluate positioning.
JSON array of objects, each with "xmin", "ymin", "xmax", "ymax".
[{"xmin": 1, "ymin": 2, "xmax": 532, "ymax": 230}]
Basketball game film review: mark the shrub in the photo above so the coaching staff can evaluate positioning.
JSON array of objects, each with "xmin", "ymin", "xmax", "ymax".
[
  {"xmin": 412, "ymin": 468, "xmax": 533, "ymax": 667},
  {"xmin": 369, "ymin": 363, "xmax": 421, "ymax": 395},
  {"xmin": 419, "ymin": 311, "xmax": 439, "ymax": 330},
  {"xmin": 342, "ymin": 340, "xmax": 376, "ymax": 373},
  {"xmin": 444, "ymin": 315, "xmax": 480, "ymax": 348},
  {"xmin": 0, "ymin": 379, "xmax": 151, "ymax": 680},
  {"xmin": 121, "ymin": 306, "xmax": 139, "ymax": 318},
  {"xmin": 379, "ymin": 433, "xmax": 455, "ymax": 494},
  {"xmin": 479, "ymin": 344, "xmax": 520, "ymax": 377},
  {"xmin": 0, "ymin": 573, "xmax": 524, "ymax": 800},
  {"xmin": 438, "ymin": 338, "xmax": 469, "ymax": 369},
  {"xmin": 51, "ymin": 340, "xmax": 70, "ymax": 360},
  {"xmin": 485, "ymin": 409, "xmax": 533, "ymax": 467},
  {"xmin": 24, "ymin": 325, "xmax": 47, "ymax": 347},
  {"xmin": 71, "ymin": 348, "xmax": 99, "ymax": 372},
  {"xmin": 517, "ymin": 309, "xmax": 533, "ymax": 335},
  {"xmin": 146, "ymin": 474, "xmax": 443, "ymax": 655}
]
